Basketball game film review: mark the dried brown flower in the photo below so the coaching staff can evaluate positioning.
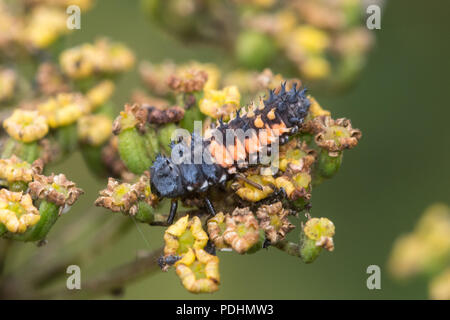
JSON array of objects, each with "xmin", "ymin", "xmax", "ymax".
[
  {"xmin": 112, "ymin": 104, "xmax": 148, "ymax": 135},
  {"xmin": 167, "ymin": 68, "xmax": 208, "ymax": 93},
  {"xmin": 223, "ymin": 207, "xmax": 260, "ymax": 254},
  {"xmin": 94, "ymin": 172, "xmax": 156, "ymax": 215},
  {"xmin": 131, "ymin": 90, "xmax": 171, "ymax": 109},
  {"xmin": 146, "ymin": 105, "xmax": 185, "ymax": 124},
  {"xmin": 256, "ymin": 202, "xmax": 295, "ymax": 244},
  {"xmin": 35, "ymin": 62, "xmax": 69, "ymax": 95},
  {"xmin": 311, "ymin": 116, "xmax": 362, "ymax": 156},
  {"xmin": 207, "ymin": 212, "xmax": 230, "ymax": 249},
  {"xmin": 29, "ymin": 173, "xmax": 84, "ymax": 210},
  {"xmin": 139, "ymin": 61, "xmax": 176, "ymax": 96}
]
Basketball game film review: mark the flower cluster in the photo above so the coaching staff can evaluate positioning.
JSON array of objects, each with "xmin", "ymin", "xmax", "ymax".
[
  {"xmin": 60, "ymin": 38, "xmax": 135, "ymax": 79},
  {"xmin": 0, "ymin": 0, "xmax": 365, "ymax": 295},
  {"xmin": 0, "ymin": 155, "xmax": 83, "ymax": 240},
  {"xmin": 95, "ymin": 64, "xmax": 361, "ymax": 293},
  {"xmin": 141, "ymin": 0, "xmax": 377, "ymax": 86},
  {"xmin": 0, "ymin": 0, "xmax": 94, "ymax": 53}
]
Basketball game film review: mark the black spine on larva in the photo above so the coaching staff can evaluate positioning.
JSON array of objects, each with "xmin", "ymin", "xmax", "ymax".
[{"xmin": 215, "ymin": 83, "xmax": 310, "ymax": 135}]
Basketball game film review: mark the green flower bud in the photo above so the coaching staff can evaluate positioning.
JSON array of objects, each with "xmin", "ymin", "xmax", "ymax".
[
  {"xmin": 300, "ymin": 217, "xmax": 335, "ymax": 264},
  {"xmin": 134, "ymin": 201, "xmax": 155, "ymax": 224},
  {"xmin": 118, "ymin": 128, "xmax": 153, "ymax": 175},
  {"xmin": 315, "ymin": 149, "xmax": 342, "ymax": 180},
  {"xmin": 299, "ymin": 235, "xmax": 321, "ymax": 264},
  {"xmin": 157, "ymin": 123, "xmax": 177, "ymax": 154},
  {"xmin": 179, "ymin": 92, "xmax": 205, "ymax": 132},
  {"xmin": 141, "ymin": 0, "xmax": 161, "ymax": 21},
  {"xmin": 235, "ymin": 31, "xmax": 276, "ymax": 70},
  {"xmin": 1, "ymin": 138, "xmax": 40, "ymax": 164},
  {"xmin": 142, "ymin": 127, "xmax": 159, "ymax": 159}
]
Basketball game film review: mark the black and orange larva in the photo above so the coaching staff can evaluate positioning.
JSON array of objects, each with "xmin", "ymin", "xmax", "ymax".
[{"xmin": 149, "ymin": 83, "xmax": 311, "ymax": 224}]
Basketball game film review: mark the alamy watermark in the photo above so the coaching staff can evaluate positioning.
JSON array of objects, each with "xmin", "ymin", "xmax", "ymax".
[
  {"xmin": 366, "ymin": 4, "xmax": 381, "ymax": 30},
  {"xmin": 66, "ymin": 264, "xmax": 81, "ymax": 290},
  {"xmin": 366, "ymin": 265, "xmax": 381, "ymax": 290},
  {"xmin": 66, "ymin": 5, "xmax": 81, "ymax": 30}
]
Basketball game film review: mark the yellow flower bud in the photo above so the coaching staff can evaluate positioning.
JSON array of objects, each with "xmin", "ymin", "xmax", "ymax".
[
  {"xmin": 175, "ymin": 248, "xmax": 220, "ymax": 293},
  {"xmin": 164, "ymin": 215, "xmax": 209, "ymax": 256},
  {"xmin": 0, "ymin": 189, "xmax": 40, "ymax": 233},
  {"xmin": 307, "ymin": 95, "xmax": 331, "ymax": 118},
  {"xmin": 38, "ymin": 93, "xmax": 89, "ymax": 128},
  {"xmin": 429, "ymin": 268, "xmax": 450, "ymax": 300},
  {"xmin": 0, "ymin": 68, "xmax": 17, "ymax": 102},
  {"xmin": 199, "ymin": 86, "xmax": 240, "ymax": 120},
  {"xmin": 59, "ymin": 45, "xmax": 95, "ymax": 79},
  {"xmin": 292, "ymin": 26, "xmax": 330, "ymax": 55},
  {"xmin": 234, "ymin": 174, "xmax": 275, "ymax": 202},
  {"xmin": 0, "ymin": 156, "xmax": 42, "ymax": 183},
  {"xmin": 86, "ymin": 80, "xmax": 115, "ymax": 110},
  {"xmin": 303, "ymin": 217, "xmax": 335, "ymax": 251},
  {"xmin": 3, "ymin": 110, "xmax": 49, "ymax": 143},
  {"xmin": 78, "ymin": 114, "xmax": 112, "ymax": 146},
  {"xmin": 389, "ymin": 203, "xmax": 450, "ymax": 279},
  {"xmin": 24, "ymin": 6, "xmax": 69, "ymax": 49},
  {"xmin": 60, "ymin": 39, "xmax": 135, "ymax": 79},
  {"xmin": 300, "ymin": 56, "xmax": 331, "ymax": 80}
]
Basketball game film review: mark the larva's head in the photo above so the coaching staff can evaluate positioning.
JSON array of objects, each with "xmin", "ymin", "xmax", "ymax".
[
  {"xmin": 149, "ymin": 154, "xmax": 183, "ymax": 198},
  {"xmin": 266, "ymin": 83, "xmax": 311, "ymax": 128}
]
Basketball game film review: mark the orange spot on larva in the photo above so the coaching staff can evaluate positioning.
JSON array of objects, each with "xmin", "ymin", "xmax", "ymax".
[
  {"xmin": 267, "ymin": 108, "xmax": 276, "ymax": 120},
  {"xmin": 254, "ymin": 115, "xmax": 264, "ymax": 128}
]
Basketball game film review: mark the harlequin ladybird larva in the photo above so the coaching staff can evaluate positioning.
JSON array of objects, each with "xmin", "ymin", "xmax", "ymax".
[{"xmin": 149, "ymin": 83, "xmax": 311, "ymax": 224}]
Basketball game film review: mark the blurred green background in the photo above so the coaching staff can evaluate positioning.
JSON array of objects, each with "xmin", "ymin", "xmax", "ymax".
[{"xmin": 13, "ymin": 0, "xmax": 450, "ymax": 299}]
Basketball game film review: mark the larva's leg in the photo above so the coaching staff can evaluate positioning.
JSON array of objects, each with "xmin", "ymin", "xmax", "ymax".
[
  {"xmin": 167, "ymin": 200, "xmax": 178, "ymax": 224},
  {"xmin": 235, "ymin": 173, "xmax": 263, "ymax": 191},
  {"xmin": 276, "ymin": 187, "xmax": 287, "ymax": 200},
  {"xmin": 204, "ymin": 197, "xmax": 216, "ymax": 216},
  {"xmin": 263, "ymin": 237, "xmax": 271, "ymax": 249}
]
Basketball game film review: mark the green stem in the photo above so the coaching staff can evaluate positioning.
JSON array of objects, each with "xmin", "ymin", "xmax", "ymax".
[
  {"xmin": 8, "ymin": 181, "xmax": 29, "ymax": 192},
  {"xmin": 1, "ymin": 138, "xmax": 39, "ymax": 163},
  {"xmin": 274, "ymin": 240, "xmax": 301, "ymax": 258},
  {"xmin": 10, "ymin": 201, "xmax": 60, "ymax": 242},
  {"xmin": 44, "ymin": 247, "xmax": 163, "ymax": 299},
  {"xmin": 80, "ymin": 143, "xmax": 108, "ymax": 177},
  {"xmin": 32, "ymin": 218, "xmax": 134, "ymax": 287},
  {"xmin": 56, "ymin": 123, "xmax": 78, "ymax": 153},
  {"xmin": 299, "ymin": 233, "xmax": 322, "ymax": 264}
]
